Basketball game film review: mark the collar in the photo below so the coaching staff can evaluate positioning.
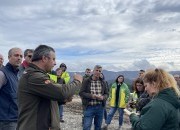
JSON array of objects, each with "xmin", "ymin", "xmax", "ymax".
[
  {"xmin": 22, "ymin": 60, "xmax": 29, "ymax": 68},
  {"xmin": 5, "ymin": 62, "xmax": 19, "ymax": 75}
]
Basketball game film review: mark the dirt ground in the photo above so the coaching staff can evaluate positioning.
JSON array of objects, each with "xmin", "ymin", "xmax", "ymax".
[{"xmin": 60, "ymin": 96, "xmax": 132, "ymax": 130}]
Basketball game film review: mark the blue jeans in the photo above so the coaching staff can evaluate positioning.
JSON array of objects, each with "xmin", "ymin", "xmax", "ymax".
[
  {"xmin": 105, "ymin": 107, "xmax": 124, "ymax": 126},
  {"xmin": 0, "ymin": 121, "xmax": 17, "ymax": 130},
  {"xmin": 83, "ymin": 105, "xmax": 104, "ymax": 130},
  {"xmin": 59, "ymin": 105, "xmax": 63, "ymax": 119},
  {"xmin": 104, "ymin": 108, "xmax": 107, "ymax": 120}
]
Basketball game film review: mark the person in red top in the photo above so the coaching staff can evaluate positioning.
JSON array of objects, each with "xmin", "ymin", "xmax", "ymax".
[{"xmin": 18, "ymin": 49, "xmax": 34, "ymax": 78}]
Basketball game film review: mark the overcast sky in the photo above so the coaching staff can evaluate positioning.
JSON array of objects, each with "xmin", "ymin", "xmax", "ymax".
[{"xmin": 0, "ymin": 0, "xmax": 180, "ymax": 72}]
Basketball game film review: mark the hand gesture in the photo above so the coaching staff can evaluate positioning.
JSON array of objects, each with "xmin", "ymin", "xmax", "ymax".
[
  {"xmin": 64, "ymin": 96, "xmax": 73, "ymax": 103},
  {"xmin": 92, "ymin": 94, "xmax": 104, "ymax": 100},
  {"xmin": 73, "ymin": 73, "xmax": 83, "ymax": 83}
]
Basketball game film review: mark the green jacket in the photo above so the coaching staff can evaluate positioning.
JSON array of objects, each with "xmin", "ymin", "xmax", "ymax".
[
  {"xmin": 17, "ymin": 63, "xmax": 81, "ymax": 130},
  {"xmin": 130, "ymin": 88, "xmax": 180, "ymax": 130},
  {"xmin": 109, "ymin": 82, "xmax": 130, "ymax": 108}
]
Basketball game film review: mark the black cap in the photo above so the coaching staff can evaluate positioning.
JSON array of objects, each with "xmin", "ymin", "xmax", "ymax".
[{"xmin": 60, "ymin": 63, "xmax": 67, "ymax": 68}]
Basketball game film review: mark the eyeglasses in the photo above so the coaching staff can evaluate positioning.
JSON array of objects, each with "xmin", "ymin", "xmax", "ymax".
[{"xmin": 27, "ymin": 55, "xmax": 32, "ymax": 58}]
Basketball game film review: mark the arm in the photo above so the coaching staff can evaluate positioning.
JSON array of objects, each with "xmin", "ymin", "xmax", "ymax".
[
  {"xmin": 22, "ymin": 72, "xmax": 81, "ymax": 102},
  {"xmin": 102, "ymin": 81, "xmax": 109, "ymax": 101},
  {"xmin": 130, "ymin": 101, "xmax": 166, "ymax": 130},
  {"xmin": 0, "ymin": 71, "xmax": 6, "ymax": 89},
  {"xmin": 79, "ymin": 79, "xmax": 93, "ymax": 99},
  {"xmin": 136, "ymin": 92, "xmax": 151, "ymax": 111},
  {"xmin": 125, "ymin": 84, "xmax": 130, "ymax": 103}
]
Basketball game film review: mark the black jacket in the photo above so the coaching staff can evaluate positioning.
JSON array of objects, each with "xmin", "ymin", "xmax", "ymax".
[{"xmin": 79, "ymin": 75, "xmax": 108, "ymax": 109}]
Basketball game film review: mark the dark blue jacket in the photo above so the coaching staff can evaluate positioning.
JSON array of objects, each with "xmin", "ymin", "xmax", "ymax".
[{"xmin": 0, "ymin": 63, "xmax": 19, "ymax": 121}]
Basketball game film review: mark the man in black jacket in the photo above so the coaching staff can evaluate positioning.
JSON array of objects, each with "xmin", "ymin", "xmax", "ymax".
[{"xmin": 79, "ymin": 65, "xmax": 108, "ymax": 130}]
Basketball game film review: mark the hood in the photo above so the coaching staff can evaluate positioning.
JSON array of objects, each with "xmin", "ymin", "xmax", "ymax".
[{"xmin": 157, "ymin": 88, "xmax": 180, "ymax": 109}]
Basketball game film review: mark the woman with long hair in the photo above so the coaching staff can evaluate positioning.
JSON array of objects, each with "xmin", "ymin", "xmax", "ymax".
[
  {"xmin": 126, "ymin": 68, "xmax": 180, "ymax": 130},
  {"xmin": 102, "ymin": 75, "xmax": 130, "ymax": 130}
]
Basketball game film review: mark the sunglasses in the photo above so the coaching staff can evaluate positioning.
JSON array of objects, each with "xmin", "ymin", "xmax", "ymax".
[{"xmin": 27, "ymin": 55, "xmax": 32, "ymax": 58}]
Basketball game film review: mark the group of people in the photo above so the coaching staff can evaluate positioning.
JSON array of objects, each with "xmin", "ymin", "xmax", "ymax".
[
  {"xmin": 0, "ymin": 44, "xmax": 180, "ymax": 130},
  {"xmin": 80, "ymin": 67, "xmax": 180, "ymax": 130},
  {"xmin": 48, "ymin": 62, "xmax": 71, "ymax": 123},
  {"xmin": 0, "ymin": 45, "xmax": 82, "ymax": 130}
]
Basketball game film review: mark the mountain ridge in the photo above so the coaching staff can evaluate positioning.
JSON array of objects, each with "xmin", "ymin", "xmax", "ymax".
[
  {"xmin": 69, "ymin": 70, "xmax": 180, "ymax": 82},
  {"xmin": 68, "ymin": 70, "xmax": 180, "ymax": 92}
]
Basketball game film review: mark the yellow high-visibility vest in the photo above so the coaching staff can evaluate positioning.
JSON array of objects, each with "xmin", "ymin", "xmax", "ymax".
[{"xmin": 48, "ymin": 74, "xmax": 57, "ymax": 83}]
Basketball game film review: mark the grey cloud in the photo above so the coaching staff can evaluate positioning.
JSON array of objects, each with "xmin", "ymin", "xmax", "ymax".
[
  {"xmin": 132, "ymin": 59, "xmax": 156, "ymax": 70},
  {"xmin": 153, "ymin": 0, "xmax": 180, "ymax": 13},
  {"xmin": 0, "ymin": 0, "xmax": 180, "ymax": 71}
]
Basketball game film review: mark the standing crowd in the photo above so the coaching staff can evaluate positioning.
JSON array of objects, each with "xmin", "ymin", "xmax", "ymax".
[{"xmin": 0, "ymin": 44, "xmax": 180, "ymax": 130}]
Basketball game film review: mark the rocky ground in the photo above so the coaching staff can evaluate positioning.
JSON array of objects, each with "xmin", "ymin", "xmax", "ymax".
[{"xmin": 60, "ymin": 96, "xmax": 132, "ymax": 130}]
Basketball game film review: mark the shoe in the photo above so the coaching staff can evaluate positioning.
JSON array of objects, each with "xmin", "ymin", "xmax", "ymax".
[
  {"xmin": 117, "ymin": 126, "xmax": 121, "ymax": 130},
  {"xmin": 60, "ymin": 119, "xmax": 65, "ymax": 123},
  {"xmin": 101, "ymin": 124, "xmax": 108, "ymax": 130}
]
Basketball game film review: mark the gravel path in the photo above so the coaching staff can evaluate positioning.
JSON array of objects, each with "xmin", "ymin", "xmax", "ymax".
[{"xmin": 60, "ymin": 96, "xmax": 132, "ymax": 130}]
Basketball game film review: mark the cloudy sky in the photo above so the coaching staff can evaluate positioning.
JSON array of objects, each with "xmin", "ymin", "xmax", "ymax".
[{"xmin": 0, "ymin": 0, "xmax": 180, "ymax": 72}]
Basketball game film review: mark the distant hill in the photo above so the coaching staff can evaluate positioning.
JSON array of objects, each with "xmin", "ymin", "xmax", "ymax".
[
  {"xmin": 69, "ymin": 70, "xmax": 138, "ymax": 91},
  {"xmin": 102, "ymin": 70, "xmax": 138, "ymax": 81},
  {"xmin": 69, "ymin": 70, "xmax": 139, "ymax": 81},
  {"xmin": 68, "ymin": 70, "xmax": 180, "ymax": 91},
  {"xmin": 69, "ymin": 70, "xmax": 180, "ymax": 81}
]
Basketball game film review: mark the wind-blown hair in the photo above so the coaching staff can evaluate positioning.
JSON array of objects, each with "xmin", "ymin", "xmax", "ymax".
[
  {"xmin": 143, "ymin": 68, "xmax": 180, "ymax": 96},
  {"xmin": 133, "ymin": 78, "xmax": 144, "ymax": 92}
]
